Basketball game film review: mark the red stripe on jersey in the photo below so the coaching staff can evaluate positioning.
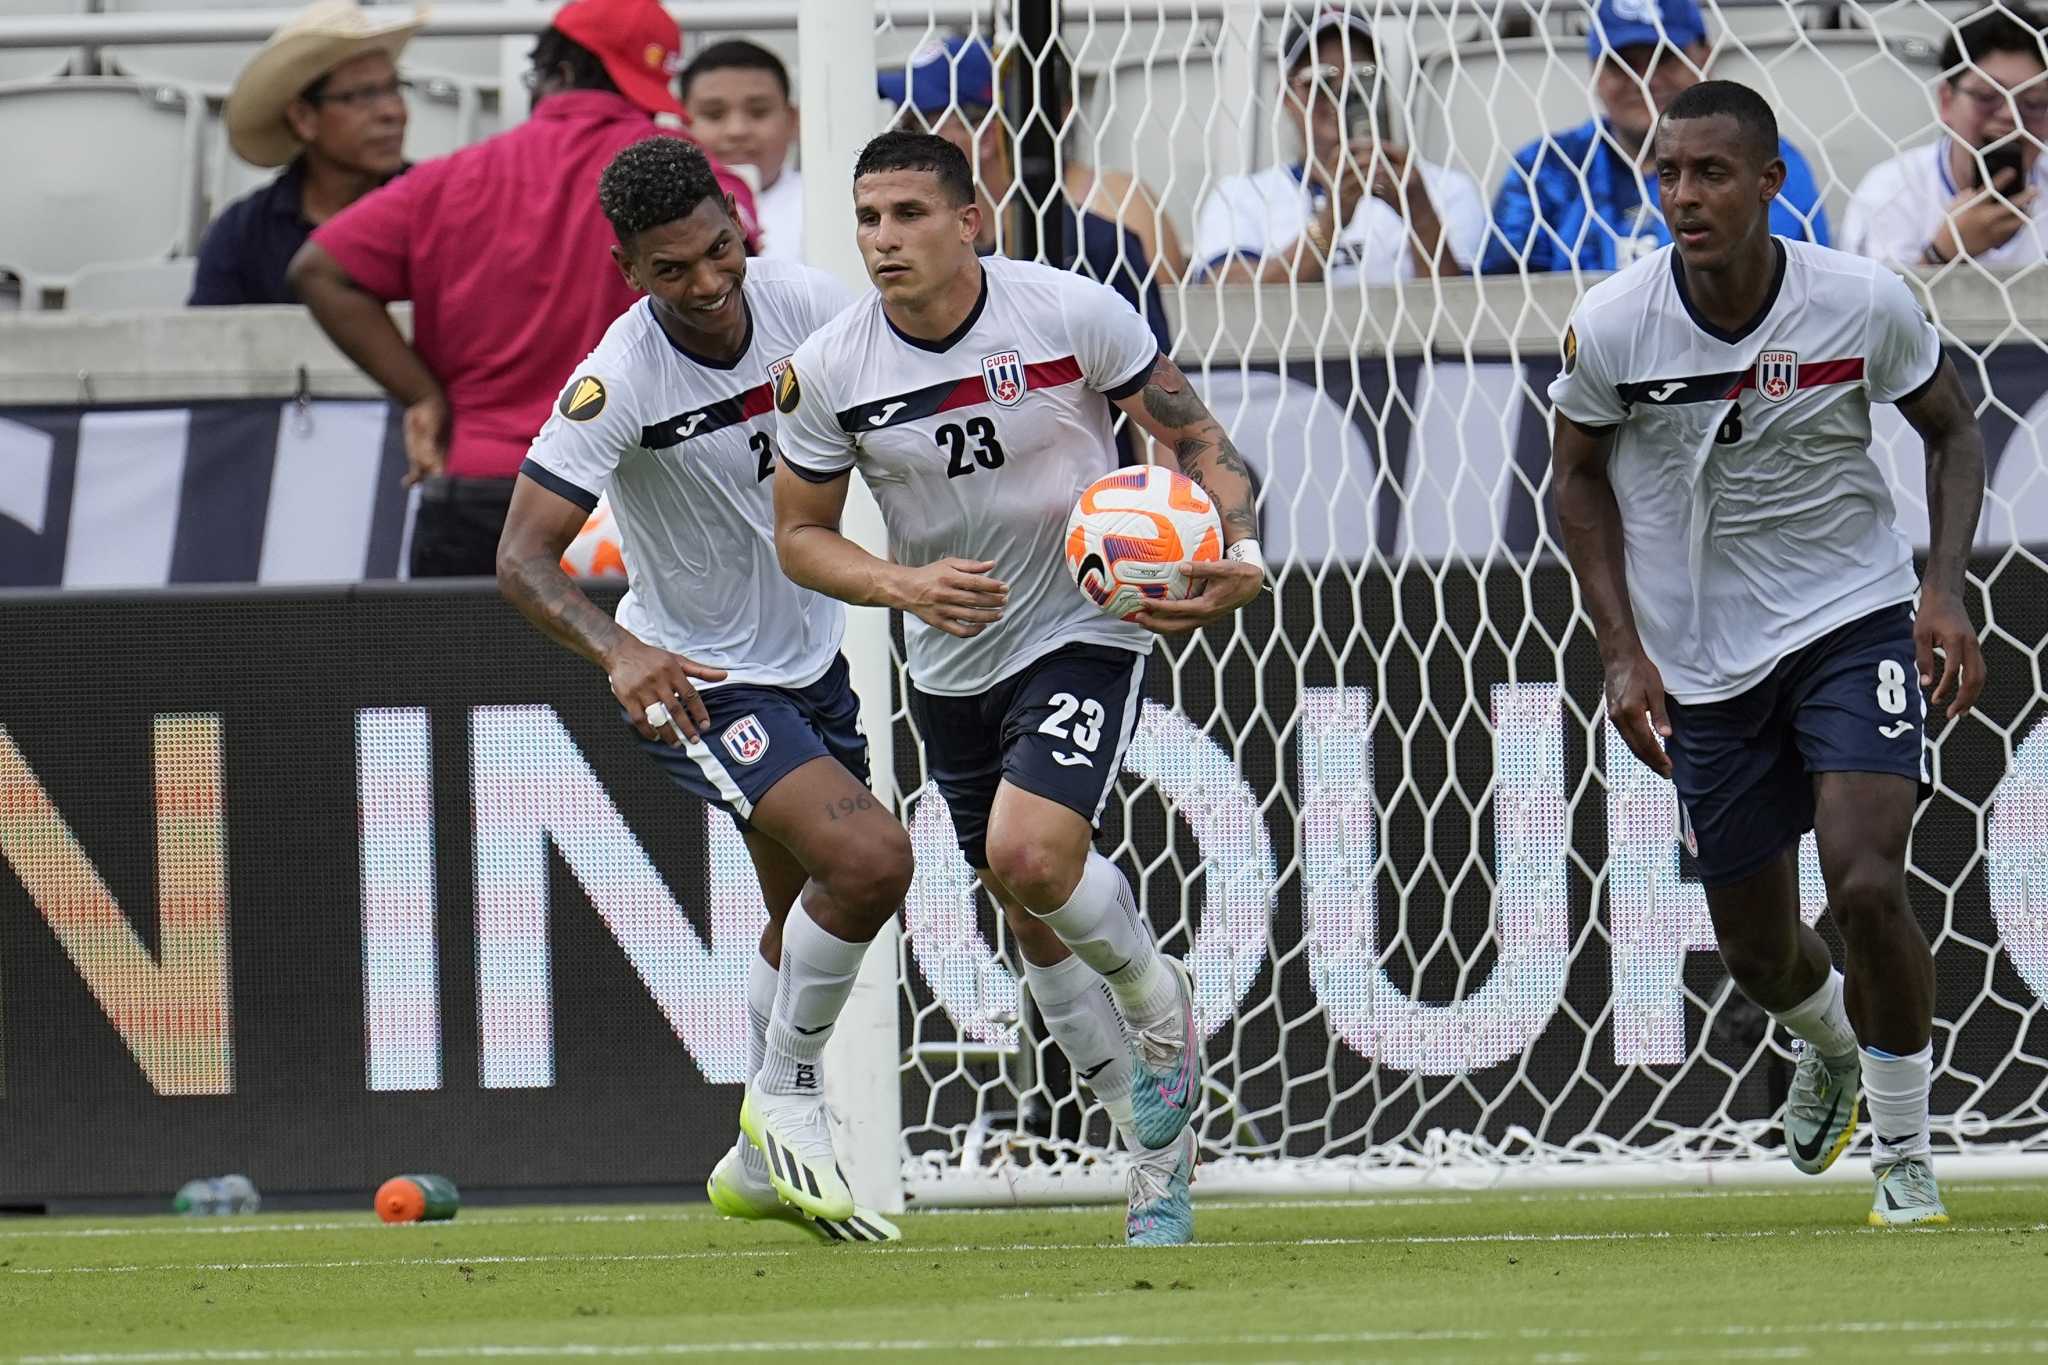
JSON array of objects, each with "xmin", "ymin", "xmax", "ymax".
[
  {"xmin": 1025, "ymin": 355, "xmax": 1084, "ymax": 390},
  {"xmin": 925, "ymin": 355, "xmax": 1087, "ymax": 418},
  {"xmin": 1724, "ymin": 356, "xmax": 1866, "ymax": 397},
  {"xmin": 739, "ymin": 381, "xmax": 775, "ymax": 420}
]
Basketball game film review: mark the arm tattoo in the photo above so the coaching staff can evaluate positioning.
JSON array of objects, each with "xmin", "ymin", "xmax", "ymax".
[
  {"xmin": 500, "ymin": 553, "xmax": 623, "ymax": 669},
  {"xmin": 1135, "ymin": 356, "xmax": 1259, "ymax": 540}
]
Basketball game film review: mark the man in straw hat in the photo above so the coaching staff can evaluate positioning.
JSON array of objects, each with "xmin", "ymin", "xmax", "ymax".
[
  {"xmin": 288, "ymin": 0, "xmax": 758, "ymax": 578},
  {"xmin": 190, "ymin": 0, "xmax": 421, "ymax": 306}
]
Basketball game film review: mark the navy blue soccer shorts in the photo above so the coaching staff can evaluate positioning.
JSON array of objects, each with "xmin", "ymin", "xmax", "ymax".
[
  {"xmin": 1665, "ymin": 603, "xmax": 1931, "ymax": 889},
  {"xmin": 908, "ymin": 642, "xmax": 1150, "ymax": 870},
  {"xmin": 633, "ymin": 653, "xmax": 869, "ymax": 832}
]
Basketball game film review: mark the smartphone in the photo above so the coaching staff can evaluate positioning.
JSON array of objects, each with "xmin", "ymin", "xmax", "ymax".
[{"xmin": 1975, "ymin": 141, "xmax": 2027, "ymax": 191}]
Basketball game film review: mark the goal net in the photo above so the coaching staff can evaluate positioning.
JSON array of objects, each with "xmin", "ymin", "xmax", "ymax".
[{"xmin": 854, "ymin": 0, "xmax": 2048, "ymax": 1203}]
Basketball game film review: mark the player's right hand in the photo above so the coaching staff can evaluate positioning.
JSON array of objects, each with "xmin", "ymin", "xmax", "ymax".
[
  {"xmin": 1605, "ymin": 647, "xmax": 1674, "ymax": 779},
  {"xmin": 402, "ymin": 392, "xmax": 450, "ymax": 488},
  {"xmin": 605, "ymin": 632, "xmax": 729, "ymax": 746},
  {"xmin": 895, "ymin": 558, "xmax": 1008, "ymax": 639}
]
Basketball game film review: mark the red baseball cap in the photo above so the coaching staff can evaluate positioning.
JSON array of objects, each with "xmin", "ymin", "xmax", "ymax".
[{"xmin": 551, "ymin": 0, "xmax": 683, "ymax": 119}]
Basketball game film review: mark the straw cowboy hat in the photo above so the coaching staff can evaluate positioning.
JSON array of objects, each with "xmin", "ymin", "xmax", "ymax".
[{"xmin": 225, "ymin": 0, "xmax": 427, "ymax": 167}]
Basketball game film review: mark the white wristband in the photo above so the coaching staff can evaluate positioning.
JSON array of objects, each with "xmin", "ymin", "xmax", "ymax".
[{"xmin": 1225, "ymin": 538, "xmax": 1269, "ymax": 581}]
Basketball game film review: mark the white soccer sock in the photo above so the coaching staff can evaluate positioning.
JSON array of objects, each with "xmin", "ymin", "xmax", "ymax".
[
  {"xmin": 1022, "ymin": 952, "xmax": 1136, "ymax": 1135},
  {"xmin": 756, "ymin": 899, "xmax": 869, "ymax": 1096},
  {"xmin": 1863, "ymin": 1043, "xmax": 1934, "ymax": 1164},
  {"xmin": 737, "ymin": 948, "xmax": 778, "ymax": 1178},
  {"xmin": 1769, "ymin": 968, "xmax": 1859, "ymax": 1061},
  {"xmin": 1033, "ymin": 852, "xmax": 1178, "ymax": 1028}
]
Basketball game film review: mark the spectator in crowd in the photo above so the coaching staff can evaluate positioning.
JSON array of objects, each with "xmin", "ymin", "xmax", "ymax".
[
  {"xmin": 1481, "ymin": 0, "xmax": 1830, "ymax": 274},
  {"xmin": 191, "ymin": 0, "xmax": 420, "ymax": 306},
  {"xmin": 1843, "ymin": 4, "xmax": 2046, "ymax": 268},
  {"xmin": 883, "ymin": 34, "xmax": 1184, "ymax": 354},
  {"xmin": 1193, "ymin": 9, "xmax": 1486, "ymax": 284},
  {"xmin": 681, "ymin": 40, "xmax": 804, "ymax": 260},
  {"xmin": 287, "ymin": 0, "xmax": 758, "ymax": 579}
]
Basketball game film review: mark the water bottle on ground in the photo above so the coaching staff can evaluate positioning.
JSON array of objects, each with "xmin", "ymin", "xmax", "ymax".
[{"xmin": 172, "ymin": 1174, "xmax": 261, "ymax": 1215}]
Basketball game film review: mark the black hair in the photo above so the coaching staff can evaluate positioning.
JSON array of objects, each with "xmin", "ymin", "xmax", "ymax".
[
  {"xmin": 853, "ymin": 129, "xmax": 975, "ymax": 206},
  {"xmin": 679, "ymin": 39, "xmax": 791, "ymax": 102},
  {"xmin": 529, "ymin": 26, "xmax": 618, "ymax": 95},
  {"xmin": 598, "ymin": 136, "xmax": 728, "ymax": 245},
  {"xmin": 1940, "ymin": 4, "xmax": 2047, "ymax": 85},
  {"xmin": 1658, "ymin": 79, "xmax": 1780, "ymax": 167}
]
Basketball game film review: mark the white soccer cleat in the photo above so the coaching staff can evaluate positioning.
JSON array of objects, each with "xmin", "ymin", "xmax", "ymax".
[
  {"xmin": 706, "ymin": 1144, "xmax": 901, "ymax": 1244},
  {"xmin": 1868, "ymin": 1157, "xmax": 1949, "ymax": 1227},
  {"xmin": 739, "ymin": 1085, "xmax": 856, "ymax": 1222},
  {"xmin": 1784, "ymin": 1041, "xmax": 1861, "ymax": 1175}
]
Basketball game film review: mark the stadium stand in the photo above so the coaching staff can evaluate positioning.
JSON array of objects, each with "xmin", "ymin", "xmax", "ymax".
[
  {"xmin": 0, "ymin": 75, "xmax": 205, "ymax": 305},
  {"xmin": 63, "ymin": 256, "xmax": 199, "ymax": 311}
]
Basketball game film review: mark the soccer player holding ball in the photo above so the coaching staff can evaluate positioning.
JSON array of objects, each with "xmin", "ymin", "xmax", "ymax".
[
  {"xmin": 1551, "ymin": 82, "xmax": 1990, "ymax": 1225},
  {"xmin": 772, "ymin": 131, "xmax": 1263, "ymax": 1245}
]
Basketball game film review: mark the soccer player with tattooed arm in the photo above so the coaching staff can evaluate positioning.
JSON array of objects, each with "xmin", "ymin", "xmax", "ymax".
[
  {"xmin": 770, "ymin": 131, "xmax": 1264, "ymax": 1246},
  {"xmin": 1550, "ymin": 81, "xmax": 1990, "ymax": 1227}
]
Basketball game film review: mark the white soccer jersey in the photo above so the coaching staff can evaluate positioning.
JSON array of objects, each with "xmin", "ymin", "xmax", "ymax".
[
  {"xmin": 777, "ymin": 256, "xmax": 1161, "ymax": 696},
  {"xmin": 522, "ymin": 257, "xmax": 854, "ymax": 689},
  {"xmin": 1549, "ymin": 239, "xmax": 1942, "ymax": 704}
]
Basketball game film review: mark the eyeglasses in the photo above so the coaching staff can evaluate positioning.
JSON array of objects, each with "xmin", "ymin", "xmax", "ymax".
[
  {"xmin": 1951, "ymin": 79, "xmax": 2048, "ymax": 125},
  {"xmin": 307, "ymin": 77, "xmax": 413, "ymax": 109},
  {"xmin": 1287, "ymin": 62, "xmax": 1377, "ymax": 96}
]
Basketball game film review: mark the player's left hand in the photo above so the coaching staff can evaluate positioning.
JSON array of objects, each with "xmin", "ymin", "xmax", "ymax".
[
  {"xmin": 1914, "ymin": 589, "xmax": 1985, "ymax": 720},
  {"xmin": 1129, "ymin": 560, "xmax": 1264, "ymax": 635}
]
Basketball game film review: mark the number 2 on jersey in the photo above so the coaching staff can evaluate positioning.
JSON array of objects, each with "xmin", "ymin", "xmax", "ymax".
[
  {"xmin": 747, "ymin": 431, "xmax": 775, "ymax": 482},
  {"xmin": 938, "ymin": 417, "xmax": 1007, "ymax": 478}
]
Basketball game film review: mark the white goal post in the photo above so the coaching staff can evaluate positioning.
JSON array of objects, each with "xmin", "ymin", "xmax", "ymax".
[{"xmin": 793, "ymin": 0, "xmax": 2048, "ymax": 1209}]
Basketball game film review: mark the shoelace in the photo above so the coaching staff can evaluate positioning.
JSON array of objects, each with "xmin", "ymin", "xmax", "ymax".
[
  {"xmin": 1135, "ymin": 1019, "xmax": 1185, "ymax": 1071},
  {"xmin": 1881, "ymin": 1159, "xmax": 1941, "ymax": 1204},
  {"xmin": 1127, "ymin": 1151, "xmax": 1178, "ymax": 1210}
]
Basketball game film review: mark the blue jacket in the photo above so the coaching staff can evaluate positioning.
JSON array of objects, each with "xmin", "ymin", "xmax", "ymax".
[{"xmin": 1480, "ymin": 117, "xmax": 1829, "ymax": 274}]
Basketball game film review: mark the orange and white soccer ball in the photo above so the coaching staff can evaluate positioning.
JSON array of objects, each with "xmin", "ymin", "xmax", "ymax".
[
  {"xmin": 559, "ymin": 496, "xmax": 627, "ymax": 579},
  {"xmin": 1064, "ymin": 466, "xmax": 1223, "ymax": 621}
]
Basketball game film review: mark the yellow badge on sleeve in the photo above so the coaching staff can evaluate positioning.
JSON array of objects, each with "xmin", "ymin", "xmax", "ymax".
[
  {"xmin": 560, "ymin": 375, "xmax": 607, "ymax": 421},
  {"xmin": 775, "ymin": 363, "xmax": 802, "ymax": 414},
  {"xmin": 1562, "ymin": 325, "xmax": 1578, "ymax": 376}
]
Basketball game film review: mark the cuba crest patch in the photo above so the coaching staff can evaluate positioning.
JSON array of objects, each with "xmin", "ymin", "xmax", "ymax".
[
  {"xmin": 981, "ymin": 351, "xmax": 1026, "ymax": 407},
  {"xmin": 722, "ymin": 714, "xmax": 770, "ymax": 766},
  {"xmin": 559, "ymin": 375, "xmax": 607, "ymax": 422},
  {"xmin": 1756, "ymin": 350, "xmax": 1798, "ymax": 403}
]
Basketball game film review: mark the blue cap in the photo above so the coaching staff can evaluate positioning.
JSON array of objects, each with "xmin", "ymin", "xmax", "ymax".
[
  {"xmin": 1587, "ymin": 0, "xmax": 1706, "ymax": 61},
  {"xmin": 878, "ymin": 35, "xmax": 997, "ymax": 114}
]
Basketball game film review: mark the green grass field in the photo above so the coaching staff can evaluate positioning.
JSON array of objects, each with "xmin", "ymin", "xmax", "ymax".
[{"xmin": 5, "ymin": 1180, "xmax": 2047, "ymax": 1363}]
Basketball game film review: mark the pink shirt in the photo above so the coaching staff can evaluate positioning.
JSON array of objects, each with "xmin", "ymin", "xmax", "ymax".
[{"xmin": 313, "ymin": 91, "xmax": 760, "ymax": 479}]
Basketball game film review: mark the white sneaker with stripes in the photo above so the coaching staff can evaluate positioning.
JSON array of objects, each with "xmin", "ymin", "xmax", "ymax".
[{"xmin": 706, "ymin": 1143, "xmax": 900, "ymax": 1244}]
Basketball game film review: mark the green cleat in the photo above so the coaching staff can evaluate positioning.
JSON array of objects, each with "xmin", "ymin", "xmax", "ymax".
[
  {"xmin": 1125, "ymin": 1129, "xmax": 1196, "ymax": 1247},
  {"xmin": 707, "ymin": 1145, "xmax": 902, "ymax": 1244},
  {"xmin": 1784, "ymin": 1041, "xmax": 1861, "ymax": 1175},
  {"xmin": 1869, "ymin": 1157, "xmax": 1949, "ymax": 1227}
]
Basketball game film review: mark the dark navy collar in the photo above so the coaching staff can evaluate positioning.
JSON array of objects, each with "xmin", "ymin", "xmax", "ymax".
[
  {"xmin": 648, "ymin": 294, "xmax": 754, "ymax": 371},
  {"xmin": 1670, "ymin": 237, "xmax": 1788, "ymax": 346},
  {"xmin": 885, "ymin": 264, "xmax": 988, "ymax": 354}
]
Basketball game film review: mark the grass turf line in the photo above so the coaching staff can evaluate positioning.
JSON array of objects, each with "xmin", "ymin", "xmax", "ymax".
[{"xmin": 3, "ymin": 1181, "xmax": 2046, "ymax": 1364}]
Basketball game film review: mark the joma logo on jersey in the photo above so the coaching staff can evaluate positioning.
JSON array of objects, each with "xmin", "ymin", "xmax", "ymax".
[
  {"xmin": 722, "ymin": 715, "xmax": 770, "ymax": 766},
  {"xmin": 1756, "ymin": 350, "xmax": 1798, "ymax": 403},
  {"xmin": 981, "ymin": 351, "xmax": 1026, "ymax": 407}
]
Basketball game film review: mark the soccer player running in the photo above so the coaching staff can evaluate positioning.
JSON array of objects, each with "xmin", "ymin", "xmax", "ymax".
[
  {"xmin": 772, "ymin": 131, "xmax": 1264, "ymax": 1246},
  {"xmin": 1551, "ymin": 82, "xmax": 1988, "ymax": 1225},
  {"xmin": 497, "ymin": 136, "xmax": 910, "ymax": 1242}
]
